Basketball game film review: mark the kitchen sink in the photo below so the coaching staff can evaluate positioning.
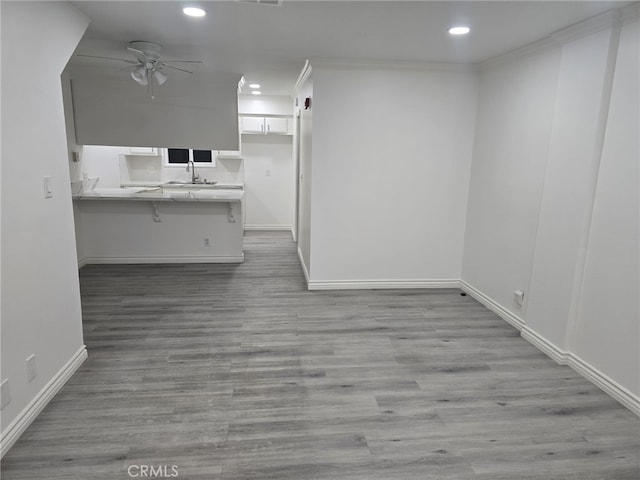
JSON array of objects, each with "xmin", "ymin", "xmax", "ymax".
[{"xmin": 165, "ymin": 181, "xmax": 217, "ymax": 186}]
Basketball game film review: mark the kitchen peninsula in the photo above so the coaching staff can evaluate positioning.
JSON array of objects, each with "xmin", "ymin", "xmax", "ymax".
[{"xmin": 73, "ymin": 185, "xmax": 244, "ymax": 266}]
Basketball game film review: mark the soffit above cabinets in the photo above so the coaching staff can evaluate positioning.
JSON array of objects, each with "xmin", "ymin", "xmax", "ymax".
[{"xmin": 69, "ymin": 67, "xmax": 241, "ymax": 150}]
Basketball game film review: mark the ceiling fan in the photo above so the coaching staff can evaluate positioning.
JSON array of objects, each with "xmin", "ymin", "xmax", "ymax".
[{"xmin": 77, "ymin": 41, "xmax": 203, "ymax": 99}]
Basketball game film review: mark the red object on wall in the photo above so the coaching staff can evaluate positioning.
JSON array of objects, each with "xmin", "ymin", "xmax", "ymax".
[{"xmin": 304, "ymin": 97, "xmax": 312, "ymax": 110}]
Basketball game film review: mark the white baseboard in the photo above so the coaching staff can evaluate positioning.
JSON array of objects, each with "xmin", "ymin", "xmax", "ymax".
[
  {"xmin": 1, "ymin": 346, "xmax": 88, "ymax": 458},
  {"xmin": 567, "ymin": 353, "xmax": 640, "ymax": 416},
  {"xmin": 244, "ymin": 225, "xmax": 292, "ymax": 231},
  {"xmin": 297, "ymin": 247, "xmax": 310, "ymax": 285},
  {"xmin": 81, "ymin": 255, "xmax": 244, "ymax": 264},
  {"xmin": 521, "ymin": 326, "xmax": 569, "ymax": 364},
  {"xmin": 459, "ymin": 280, "xmax": 525, "ymax": 330},
  {"xmin": 77, "ymin": 257, "xmax": 89, "ymax": 269},
  {"xmin": 462, "ymin": 280, "xmax": 639, "ymax": 416},
  {"xmin": 308, "ymin": 279, "xmax": 459, "ymax": 291},
  {"xmin": 521, "ymin": 327, "xmax": 640, "ymax": 415}
]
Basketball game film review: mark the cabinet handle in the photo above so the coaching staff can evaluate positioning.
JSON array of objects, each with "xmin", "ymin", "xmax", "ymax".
[{"xmin": 267, "ymin": 124, "xmax": 270, "ymax": 133}]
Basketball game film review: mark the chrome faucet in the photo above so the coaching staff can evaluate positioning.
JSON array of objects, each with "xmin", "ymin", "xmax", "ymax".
[{"xmin": 186, "ymin": 160, "xmax": 200, "ymax": 183}]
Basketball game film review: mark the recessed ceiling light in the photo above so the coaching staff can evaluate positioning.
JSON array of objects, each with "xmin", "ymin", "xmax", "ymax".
[
  {"xmin": 251, "ymin": 91, "xmax": 262, "ymax": 95},
  {"xmin": 249, "ymin": 83, "xmax": 261, "ymax": 89},
  {"xmin": 449, "ymin": 26, "xmax": 470, "ymax": 35},
  {"xmin": 183, "ymin": 7, "xmax": 206, "ymax": 17}
]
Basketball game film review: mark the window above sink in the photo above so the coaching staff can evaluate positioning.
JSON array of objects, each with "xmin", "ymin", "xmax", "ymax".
[{"xmin": 166, "ymin": 148, "xmax": 215, "ymax": 166}]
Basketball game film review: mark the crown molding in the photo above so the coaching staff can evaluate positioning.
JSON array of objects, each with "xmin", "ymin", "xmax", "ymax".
[
  {"xmin": 294, "ymin": 5, "xmax": 639, "ymax": 80},
  {"xmin": 620, "ymin": 2, "xmax": 640, "ymax": 24},
  {"xmin": 308, "ymin": 57, "xmax": 479, "ymax": 74},
  {"xmin": 293, "ymin": 59, "xmax": 312, "ymax": 93},
  {"xmin": 480, "ymin": 36, "xmax": 560, "ymax": 72},
  {"xmin": 481, "ymin": 4, "xmax": 638, "ymax": 72},
  {"xmin": 549, "ymin": 9, "xmax": 620, "ymax": 45}
]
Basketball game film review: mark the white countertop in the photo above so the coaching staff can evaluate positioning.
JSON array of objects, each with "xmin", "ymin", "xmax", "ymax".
[
  {"xmin": 74, "ymin": 187, "xmax": 243, "ymax": 202},
  {"xmin": 120, "ymin": 182, "xmax": 244, "ymax": 189}
]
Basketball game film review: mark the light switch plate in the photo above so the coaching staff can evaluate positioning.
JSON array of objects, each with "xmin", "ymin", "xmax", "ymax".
[{"xmin": 43, "ymin": 176, "xmax": 53, "ymax": 198}]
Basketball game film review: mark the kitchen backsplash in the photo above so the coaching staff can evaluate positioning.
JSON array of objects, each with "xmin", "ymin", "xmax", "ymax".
[{"xmin": 73, "ymin": 145, "xmax": 244, "ymax": 187}]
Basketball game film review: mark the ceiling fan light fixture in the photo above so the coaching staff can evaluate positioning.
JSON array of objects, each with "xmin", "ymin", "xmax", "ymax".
[
  {"xmin": 153, "ymin": 70, "xmax": 168, "ymax": 85},
  {"xmin": 131, "ymin": 66, "xmax": 148, "ymax": 85},
  {"xmin": 183, "ymin": 7, "xmax": 206, "ymax": 17}
]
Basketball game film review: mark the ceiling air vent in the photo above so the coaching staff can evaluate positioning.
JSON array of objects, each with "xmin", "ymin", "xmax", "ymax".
[{"xmin": 236, "ymin": 0, "xmax": 282, "ymax": 5}]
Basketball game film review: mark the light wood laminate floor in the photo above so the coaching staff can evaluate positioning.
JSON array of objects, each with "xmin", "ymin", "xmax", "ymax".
[{"xmin": 2, "ymin": 231, "xmax": 638, "ymax": 479}]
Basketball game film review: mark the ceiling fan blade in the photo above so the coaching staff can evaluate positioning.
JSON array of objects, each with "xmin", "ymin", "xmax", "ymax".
[
  {"xmin": 162, "ymin": 60, "xmax": 204, "ymax": 64},
  {"xmin": 126, "ymin": 46, "xmax": 150, "ymax": 63},
  {"xmin": 77, "ymin": 54, "xmax": 137, "ymax": 64},
  {"xmin": 163, "ymin": 64, "xmax": 194, "ymax": 74}
]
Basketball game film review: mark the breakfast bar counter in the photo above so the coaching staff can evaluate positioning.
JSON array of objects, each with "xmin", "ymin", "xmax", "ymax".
[
  {"xmin": 73, "ymin": 187, "xmax": 244, "ymax": 265},
  {"xmin": 74, "ymin": 186, "xmax": 244, "ymax": 202}
]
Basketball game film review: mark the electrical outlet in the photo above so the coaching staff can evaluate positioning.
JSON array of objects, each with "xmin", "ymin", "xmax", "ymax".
[
  {"xmin": 204, "ymin": 238, "xmax": 211, "ymax": 247},
  {"xmin": 514, "ymin": 290, "xmax": 525, "ymax": 307},
  {"xmin": 25, "ymin": 354, "xmax": 37, "ymax": 383},
  {"xmin": 0, "ymin": 379, "xmax": 10, "ymax": 410}
]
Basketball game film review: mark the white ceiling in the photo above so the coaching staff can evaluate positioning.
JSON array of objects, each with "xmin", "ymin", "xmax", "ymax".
[{"xmin": 70, "ymin": 1, "xmax": 631, "ymax": 96}]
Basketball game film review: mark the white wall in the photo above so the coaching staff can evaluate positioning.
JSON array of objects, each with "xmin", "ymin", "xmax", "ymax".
[
  {"xmin": 242, "ymin": 136, "xmax": 294, "ymax": 229},
  {"xmin": 570, "ymin": 20, "xmax": 639, "ymax": 398},
  {"xmin": 462, "ymin": 16, "xmax": 639, "ymax": 408},
  {"xmin": 78, "ymin": 146, "xmax": 126, "ymax": 187},
  {"xmin": 296, "ymin": 73, "xmax": 313, "ymax": 277},
  {"xmin": 526, "ymin": 29, "xmax": 613, "ymax": 347},
  {"xmin": 1, "ymin": 1, "xmax": 89, "ymax": 453},
  {"xmin": 239, "ymin": 95, "xmax": 292, "ymax": 116},
  {"xmin": 62, "ymin": 72, "xmax": 82, "ymax": 183},
  {"xmin": 308, "ymin": 65, "xmax": 477, "ymax": 287},
  {"xmin": 462, "ymin": 48, "xmax": 561, "ymax": 316}
]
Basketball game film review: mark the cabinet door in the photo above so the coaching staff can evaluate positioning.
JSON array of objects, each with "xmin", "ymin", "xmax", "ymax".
[
  {"xmin": 241, "ymin": 117, "xmax": 265, "ymax": 133},
  {"xmin": 265, "ymin": 117, "xmax": 288, "ymax": 134},
  {"xmin": 129, "ymin": 146, "xmax": 158, "ymax": 155}
]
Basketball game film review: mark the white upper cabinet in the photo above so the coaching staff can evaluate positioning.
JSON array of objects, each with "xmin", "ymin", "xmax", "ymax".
[
  {"xmin": 240, "ymin": 116, "xmax": 290, "ymax": 135},
  {"xmin": 241, "ymin": 117, "xmax": 267, "ymax": 134},
  {"xmin": 128, "ymin": 147, "xmax": 159, "ymax": 156},
  {"xmin": 265, "ymin": 117, "xmax": 288, "ymax": 134}
]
